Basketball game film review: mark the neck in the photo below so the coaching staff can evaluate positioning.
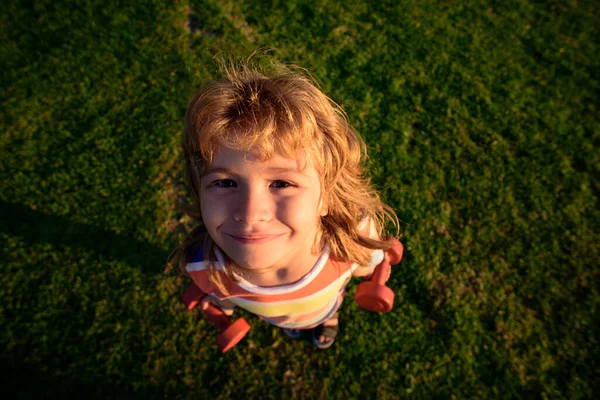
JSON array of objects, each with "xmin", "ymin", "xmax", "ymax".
[{"xmin": 232, "ymin": 248, "xmax": 324, "ymax": 287}]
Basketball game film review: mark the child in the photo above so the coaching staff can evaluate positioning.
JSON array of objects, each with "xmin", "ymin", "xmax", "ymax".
[{"xmin": 171, "ymin": 59, "xmax": 398, "ymax": 349}]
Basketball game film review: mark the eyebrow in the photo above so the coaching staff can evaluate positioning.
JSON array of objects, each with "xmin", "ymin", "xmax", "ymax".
[
  {"xmin": 201, "ymin": 166, "xmax": 303, "ymax": 178},
  {"xmin": 201, "ymin": 167, "xmax": 233, "ymax": 178}
]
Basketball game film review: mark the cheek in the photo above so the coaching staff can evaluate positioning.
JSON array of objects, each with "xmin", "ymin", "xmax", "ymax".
[
  {"xmin": 200, "ymin": 192, "xmax": 227, "ymax": 227},
  {"xmin": 276, "ymin": 194, "xmax": 321, "ymax": 225}
]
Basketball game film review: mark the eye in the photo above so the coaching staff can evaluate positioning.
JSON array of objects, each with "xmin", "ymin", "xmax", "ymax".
[
  {"xmin": 271, "ymin": 180, "xmax": 293, "ymax": 188},
  {"xmin": 213, "ymin": 179, "xmax": 237, "ymax": 188}
]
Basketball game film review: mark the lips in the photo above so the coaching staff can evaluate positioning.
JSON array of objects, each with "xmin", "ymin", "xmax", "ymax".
[{"xmin": 225, "ymin": 233, "xmax": 284, "ymax": 244}]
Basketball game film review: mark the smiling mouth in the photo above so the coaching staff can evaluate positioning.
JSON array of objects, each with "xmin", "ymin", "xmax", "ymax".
[{"xmin": 226, "ymin": 233, "xmax": 284, "ymax": 244}]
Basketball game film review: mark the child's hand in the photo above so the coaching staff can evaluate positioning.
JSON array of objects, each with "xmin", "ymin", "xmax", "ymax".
[
  {"xmin": 352, "ymin": 248, "xmax": 385, "ymax": 278},
  {"xmin": 352, "ymin": 265, "xmax": 376, "ymax": 279},
  {"xmin": 200, "ymin": 296, "xmax": 235, "ymax": 316}
]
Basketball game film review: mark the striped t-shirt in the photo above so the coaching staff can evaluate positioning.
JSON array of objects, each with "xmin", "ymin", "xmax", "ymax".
[{"xmin": 185, "ymin": 244, "xmax": 384, "ymax": 329}]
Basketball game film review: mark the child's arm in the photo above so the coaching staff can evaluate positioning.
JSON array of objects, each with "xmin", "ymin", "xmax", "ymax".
[
  {"xmin": 201, "ymin": 295, "xmax": 237, "ymax": 316},
  {"xmin": 184, "ymin": 244, "xmax": 238, "ymax": 316},
  {"xmin": 352, "ymin": 250, "xmax": 385, "ymax": 277},
  {"xmin": 352, "ymin": 218, "xmax": 385, "ymax": 278}
]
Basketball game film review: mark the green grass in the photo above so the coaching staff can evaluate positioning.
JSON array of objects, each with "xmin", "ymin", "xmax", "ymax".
[{"xmin": 1, "ymin": 0, "xmax": 598, "ymax": 398}]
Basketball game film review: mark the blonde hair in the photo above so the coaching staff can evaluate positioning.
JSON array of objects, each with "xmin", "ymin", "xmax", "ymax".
[{"xmin": 168, "ymin": 58, "xmax": 398, "ymax": 293}]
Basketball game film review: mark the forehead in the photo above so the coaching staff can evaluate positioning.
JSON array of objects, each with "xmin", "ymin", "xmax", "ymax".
[{"xmin": 210, "ymin": 146, "xmax": 315, "ymax": 176}]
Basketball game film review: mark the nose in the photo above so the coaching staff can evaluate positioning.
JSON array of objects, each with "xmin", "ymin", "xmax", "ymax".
[{"xmin": 233, "ymin": 186, "xmax": 271, "ymax": 225}]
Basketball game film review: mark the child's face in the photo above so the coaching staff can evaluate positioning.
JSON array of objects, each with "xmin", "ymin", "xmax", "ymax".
[{"xmin": 200, "ymin": 146, "xmax": 327, "ymax": 273}]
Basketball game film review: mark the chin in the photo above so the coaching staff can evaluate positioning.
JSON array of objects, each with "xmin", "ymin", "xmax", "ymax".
[
  {"xmin": 228, "ymin": 253, "xmax": 275, "ymax": 271},
  {"xmin": 239, "ymin": 259, "xmax": 275, "ymax": 271}
]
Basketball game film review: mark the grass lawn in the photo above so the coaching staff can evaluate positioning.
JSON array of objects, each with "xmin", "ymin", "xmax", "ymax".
[{"xmin": 1, "ymin": 0, "xmax": 598, "ymax": 398}]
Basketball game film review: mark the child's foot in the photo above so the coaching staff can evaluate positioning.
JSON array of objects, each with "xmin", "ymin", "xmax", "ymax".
[
  {"xmin": 282, "ymin": 328, "xmax": 303, "ymax": 340},
  {"xmin": 312, "ymin": 312, "xmax": 339, "ymax": 349}
]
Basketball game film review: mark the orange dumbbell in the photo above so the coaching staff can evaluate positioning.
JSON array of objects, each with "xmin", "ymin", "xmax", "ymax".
[
  {"xmin": 354, "ymin": 238, "xmax": 403, "ymax": 313},
  {"xmin": 182, "ymin": 284, "xmax": 250, "ymax": 353}
]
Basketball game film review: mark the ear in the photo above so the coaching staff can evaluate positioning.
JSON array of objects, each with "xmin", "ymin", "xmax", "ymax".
[{"xmin": 318, "ymin": 195, "xmax": 328, "ymax": 217}]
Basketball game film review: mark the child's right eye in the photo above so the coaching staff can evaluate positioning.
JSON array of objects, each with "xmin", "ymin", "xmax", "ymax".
[{"xmin": 214, "ymin": 179, "xmax": 237, "ymax": 188}]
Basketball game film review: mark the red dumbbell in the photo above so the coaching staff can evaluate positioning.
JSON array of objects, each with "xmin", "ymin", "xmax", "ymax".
[
  {"xmin": 181, "ymin": 284, "xmax": 250, "ymax": 353},
  {"xmin": 354, "ymin": 238, "xmax": 403, "ymax": 313}
]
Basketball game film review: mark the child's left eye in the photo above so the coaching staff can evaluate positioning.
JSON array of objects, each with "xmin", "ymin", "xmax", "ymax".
[
  {"xmin": 271, "ymin": 180, "xmax": 292, "ymax": 188},
  {"xmin": 214, "ymin": 179, "xmax": 237, "ymax": 188}
]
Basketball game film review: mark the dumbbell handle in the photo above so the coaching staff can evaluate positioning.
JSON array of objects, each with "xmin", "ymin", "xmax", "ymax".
[
  {"xmin": 181, "ymin": 283, "xmax": 250, "ymax": 352},
  {"xmin": 370, "ymin": 257, "xmax": 392, "ymax": 285},
  {"xmin": 182, "ymin": 284, "xmax": 231, "ymax": 330},
  {"xmin": 202, "ymin": 302, "xmax": 231, "ymax": 332},
  {"xmin": 369, "ymin": 238, "xmax": 403, "ymax": 285}
]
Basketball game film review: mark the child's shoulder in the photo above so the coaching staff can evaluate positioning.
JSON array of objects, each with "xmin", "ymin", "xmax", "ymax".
[
  {"xmin": 184, "ymin": 234, "xmax": 219, "ymax": 295},
  {"xmin": 186, "ymin": 229, "xmax": 210, "ymax": 263},
  {"xmin": 189, "ymin": 243, "xmax": 206, "ymax": 263}
]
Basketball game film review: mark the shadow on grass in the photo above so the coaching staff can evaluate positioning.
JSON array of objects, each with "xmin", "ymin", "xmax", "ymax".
[
  {"xmin": 1, "ymin": 355, "xmax": 166, "ymax": 399},
  {"xmin": 0, "ymin": 202, "xmax": 201, "ymax": 396},
  {"xmin": 0, "ymin": 201, "xmax": 170, "ymax": 275}
]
